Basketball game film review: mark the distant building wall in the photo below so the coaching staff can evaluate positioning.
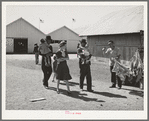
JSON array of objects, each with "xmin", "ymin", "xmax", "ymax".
[
  {"xmin": 87, "ymin": 33, "xmax": 142, "ymax": 62},
  {"xmin": 6, "ymin": 18, "xmax": 46, "ymax": 53},
  {"xmin": 6, "ymin": 38, "xmax": 14, "ymax": 53},
  {"xmin": 49, "ymin": 26, "xmax": 82, "ymax": 53}
]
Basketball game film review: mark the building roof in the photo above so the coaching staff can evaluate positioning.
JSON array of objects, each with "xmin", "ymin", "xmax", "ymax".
[
  {"xmin": 80, "ymin": 6, "xmax": 143, "ymax": 36},
  {"xmin": 47, "ymin": 25, "xmax": 79, "ymax": 36},
  {"xmin": 7, "ymin": 17, "xmax": 46, "ymax": 36}
]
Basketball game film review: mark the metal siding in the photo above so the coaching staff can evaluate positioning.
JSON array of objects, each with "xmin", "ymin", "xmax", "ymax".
[
  {"xmin": 81, "ymin": 6, "xmax": 143, "ymax": 36},
  {"xmin": 6, "ymin": 18, "xmax": 46, "ymax": 53},
  {"xmin": 88, "ymin": 33, "xmax": 141, "ymax": 61},
  {"xmin": 6, "ymin": 38, "xmax": 14, "ymax": 53},
  {"xmin": 51, "ymin": 44, "xmax": 59, "ymax": 53},
  {"xmin": 67, "ymin": 40, "xmax": 79, "ymax": 53},
  {"xmin": 49, "ymin": 27, "xmax": 81, "ymax": 40},
  {"xmin": 49, "ymin": 26, "xmax": 81, "ymax": 53},
  {"xmin": 88, "ymin": 36, "xmax": 96, "ymax": 56},
  {"xmin": 7, "ymin": 20, "xmax": 22, "ymax": 37}
]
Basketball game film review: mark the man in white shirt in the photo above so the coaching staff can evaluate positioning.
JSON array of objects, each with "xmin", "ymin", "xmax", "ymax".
[{"xmin": 102, "ymin": 40, "xmax": 122, "ymax": 89}]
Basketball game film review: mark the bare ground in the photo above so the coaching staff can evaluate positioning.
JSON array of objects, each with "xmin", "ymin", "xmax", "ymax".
[{"xmin": 6, "ymin": 54, "xmax": 144, "ymax": 110}]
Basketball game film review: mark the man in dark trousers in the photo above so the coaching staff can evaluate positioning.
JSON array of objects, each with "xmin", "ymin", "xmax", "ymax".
[
  {"xmin": 33, "ymin": 43, "xmax": 39, "ymax": 64},
  {"xmin": 102, "ymin": 40, "xmax": 122, "ymax": 89},
  {"xmin": 40, "ymin": 36, "xmax": 53, "ymax": 89},
  {"xmin": 77, "ymin": 39, "xmax": 93, "ymax": 92}
]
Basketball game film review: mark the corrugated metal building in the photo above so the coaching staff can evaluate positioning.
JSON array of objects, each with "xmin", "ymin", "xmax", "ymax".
[
  {"xmin": 6, "ymin": 17, "xmax": 46, "ymax": 54},
  {"xmin": 48, "ymin": 26, "xmax": 82, "ymax": 53},
  {"xmin": 80, "ymin": 6, "xmax": 144, "ymax": 63}
]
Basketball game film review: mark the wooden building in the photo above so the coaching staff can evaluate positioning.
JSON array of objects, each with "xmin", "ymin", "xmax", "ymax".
[
  {"xmin": 48, "ymin": 26, "xmax": 82, "ymax": 53},
  {"xmin": 80, "ymin": 6, "xmax": 144, "ymax": 63},
  {"xmin": 6, "ymin": 17, "xmax": 46, "ymax": 54}
]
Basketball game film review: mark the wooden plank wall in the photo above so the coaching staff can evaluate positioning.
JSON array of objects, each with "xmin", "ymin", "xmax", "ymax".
[{"xmin": 87, "ymin": 33, "xmax": 142, "ymax": 61}]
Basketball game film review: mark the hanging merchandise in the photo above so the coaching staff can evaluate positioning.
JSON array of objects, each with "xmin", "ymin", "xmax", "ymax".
[
  {"xmin": 112, "ymin": 59, "xmax": 132, "ymax": 81},
  {"xmin": 112, "ymin": 49, "xmax": 144, "ymax": 88},
  {"xmin": 130, "ymin": 49, "xmax": 143, "ymax": 73},
  {"xmin": 128, "ymin": 49, "xmax": 144, "ymax": 87}
]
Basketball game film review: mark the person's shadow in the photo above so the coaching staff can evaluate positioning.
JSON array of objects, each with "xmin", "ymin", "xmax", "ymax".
[
  {"xmin": 90, "ymin": 91, "xmax": 127, "ymax": 98},
  {"xmin": 120, "ymin": 88, "xmax": 143, "ymax": 97},
  {"xmin": 59, "ymin": 81, "xmax": 94, "ymax": 87},
  {"xmin": 59, "ymin": 82, "xmax": 79, "ymax": 86},
  {"xmin": 48, "ymin": 86, "xmax": 105, "ymax": 102}
]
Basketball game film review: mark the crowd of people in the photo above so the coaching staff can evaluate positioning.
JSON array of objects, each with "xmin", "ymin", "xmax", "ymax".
[{"xmin": 33, "ymin": 35, "xmax": 123, "ymax": 95}]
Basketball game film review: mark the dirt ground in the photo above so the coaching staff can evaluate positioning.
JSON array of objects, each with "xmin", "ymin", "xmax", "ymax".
[{"xmin": 6, "ymin": 54, "xmax": 144, "ymax": 110}]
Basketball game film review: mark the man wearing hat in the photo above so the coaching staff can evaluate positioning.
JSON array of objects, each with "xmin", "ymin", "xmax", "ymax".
[
  {"xmin": 77, "ymin": 39, "xmax": 93, "ymax": 92},
  {"xmin": 46, "ymin": 35, "xmax": 52, "ymax": 45},
  {"xmin": 102, "ymin": 40, "xmax": 122, "ymax": 89},
  {"xmin": 40, "ymin": 36, "xmax": 53, "ymax": 89}
]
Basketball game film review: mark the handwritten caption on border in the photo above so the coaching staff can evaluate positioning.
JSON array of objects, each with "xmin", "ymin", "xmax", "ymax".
[{"xmin": 65, "ymin": 111, "xmax": 81, "ymax": 115}]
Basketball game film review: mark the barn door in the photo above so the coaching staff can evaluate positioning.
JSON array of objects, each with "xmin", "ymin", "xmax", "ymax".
[{"xmin": 14, "ymin": 38, "xmax": 28, "ymax": 54}]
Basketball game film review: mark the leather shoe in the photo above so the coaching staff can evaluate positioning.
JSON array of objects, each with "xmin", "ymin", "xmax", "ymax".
[
  {"xmin": 88, "ymin": 89, "xmax": 94, "ymax": 92},
  {"xmin": 118, "ymin": 87, "xmax": 121, "ymax": 89},
  {"xmin": 109, "ymin": 85, "xmax": 116, "ymax": 88},
  {"xmin": 44, "ymin": 85, "xmax": 49, "ymax": 89},
  {"xmin": 57, "ymin": 90, "xmax": 60, "ymax": 94}
]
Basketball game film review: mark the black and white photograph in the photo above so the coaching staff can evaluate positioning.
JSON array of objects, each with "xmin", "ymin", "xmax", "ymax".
[{"xmin": 2, "ymin": 1, "xmax": 148, "ymax": 120}]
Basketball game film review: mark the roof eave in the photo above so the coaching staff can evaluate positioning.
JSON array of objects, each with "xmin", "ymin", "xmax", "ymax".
[
  {"xmin": 7, "ymin": 17, "xmax": 46, "ymax": 36},
  {"xmin": 80, "ymin": 31, "xmax": 142, "ymax": 37}
]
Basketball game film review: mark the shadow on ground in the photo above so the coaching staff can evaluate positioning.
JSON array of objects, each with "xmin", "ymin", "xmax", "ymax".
[
  {"xmin": 121, "ymin": 88, "xmax": 143, "ymax": 97},
  {"xmin": 90, "ymin": 91, "xmax": 127, "ymax": 98},
  {"xmin": 59, "ymin": 81, "xmax": 95, "ymax": 87},
  {"xmin": 48, "ymin": 86, "xmax": 105, "ymax": 102},
  {"xmin": 59, "ymin": 82, "xmax": 79, "ymax": 86}
]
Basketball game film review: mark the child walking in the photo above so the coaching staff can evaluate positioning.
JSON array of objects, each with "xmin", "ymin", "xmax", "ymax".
[
  {"xmin": 56, "ymin": 40, "xmax": 72, "ymax": 95},
  {"xmin": 52, "ymin": 55, "xmax": 57, "ymax": 82},
  {"xmin": 39, "ymin": 39, "xmax": 52, "ymax": 67}
]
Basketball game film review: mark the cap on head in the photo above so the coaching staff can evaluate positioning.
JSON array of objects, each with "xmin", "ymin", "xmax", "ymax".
[
  {"xmin": 59, "ymin": 40, "xmax": 67, "ymax": 47},
  {"xmin": 46, "ymin": 35, "xmax": 52, "ymax": 40},
  {"xmin": 80, "ymin": 39, "xmax": 87, "ymax": 44},
  {"xmin": 108, "ymin": 40, "xmax": 114, "ymax": 45},
  {"xmin": 40, "ymin": 39, "xmax": 45, "ymax": 43}
]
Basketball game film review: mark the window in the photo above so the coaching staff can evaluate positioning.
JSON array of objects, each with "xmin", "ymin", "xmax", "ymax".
[{"xmin": 51, "ymin": 40, "xmax": 67, "ymax": 44}]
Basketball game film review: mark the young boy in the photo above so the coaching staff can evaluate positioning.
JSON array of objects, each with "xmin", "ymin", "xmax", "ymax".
[
  {"xmin": 52, "ymin": 55, "xmax": 57, "ymax": 82},
  {"xmin": 33, "ymin": 43, "xmax": 39, "ymax": 64},
  {"xmin": 39, "ymin": 39, "xmax": 52, "ymax": 67}
]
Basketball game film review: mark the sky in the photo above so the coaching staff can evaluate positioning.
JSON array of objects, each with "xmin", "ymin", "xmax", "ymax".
[{"xmin": 5, "ymin": 2, "xmax": 140, "ymax": 35}]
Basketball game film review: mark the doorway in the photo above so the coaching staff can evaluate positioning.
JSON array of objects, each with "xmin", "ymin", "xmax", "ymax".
[{"xmin": 14, "ymin": 38, "xmax": 28, "ymax": 54}]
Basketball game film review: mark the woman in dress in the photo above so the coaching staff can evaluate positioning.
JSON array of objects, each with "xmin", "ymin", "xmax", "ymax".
[{"xmin": 56, "ymin": 40, "xmax": 72, "ymax": 95}]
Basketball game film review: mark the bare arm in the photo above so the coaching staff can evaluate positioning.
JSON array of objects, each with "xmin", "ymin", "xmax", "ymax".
[
  {"xmin": 56, "ymin": 51, "xmax": 69, "ymax": 62},
  {"xmin": 57, "ymin": 57, "xmax": 69, "ymax": 62},
  {"xmin": 102, "ymin": 47, "xmax": 110, "ymax": 57}
]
